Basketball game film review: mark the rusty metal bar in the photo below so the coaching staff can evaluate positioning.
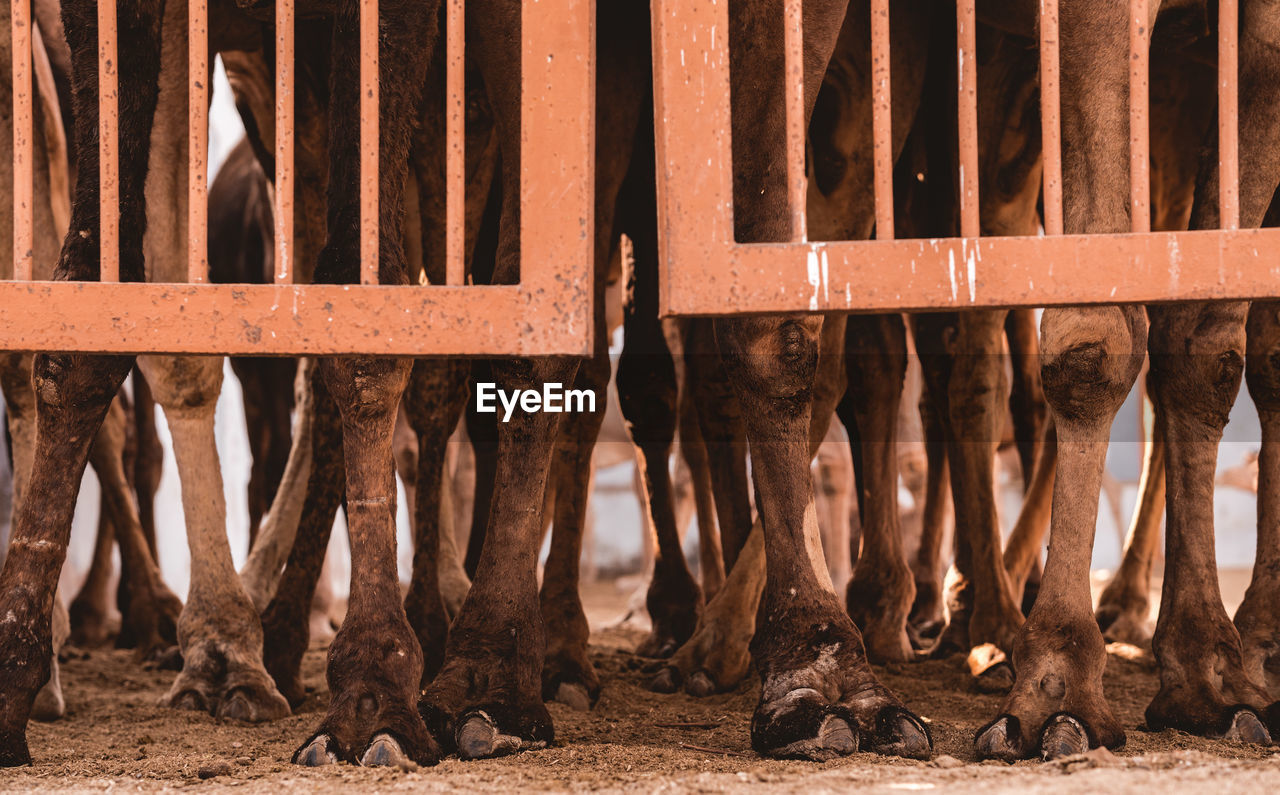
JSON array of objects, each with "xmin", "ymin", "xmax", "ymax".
[
  {"xmin": 11, "ymin": 0, "xmax": 33, "ymax": 281},
  {"xmin": 188, "ymin": 0, "xmax": 208, "ymax": 283},
  {"xmin": 0, "ymin": 283, "xmax": 586, "ymax": 355},
  {"xmin": 1219, "ymin": 0, "xmax": 1239, "ymax": 230},
  {"xmin": 275, "ymin": 0, "xmax": 294, "ymax": 284},
  {"xmin": 98, "ymin": 0, "xmax": 119, "ymax": 282},
  {"xmin": 1038, "ymin": 0, "xmax": 1064, "ymax": 236},
  {"xmin": 360, "ymin": 0, "xmax": 379, "ymax": 285},
  {"xmin": 1129, "ymin": 0, "xmax": 1150, "ymax": 233},
  {"xmin": 956, "ymin": 0, "xmax": 979, "ymax": 238},
  {"xmin": 661, "ymin": 228, "xmax": 1280, "ymax": 317},
  {"xmin": 870, "ymin": 0, "xmax": 893, "ymax": 240},
  {"xmin": 783, "ymin": 0, "xmax": 806, "ymax": 242},
  {"xmin": 445, "ymin": 0, "xmax": 464, "ymax": 285}
]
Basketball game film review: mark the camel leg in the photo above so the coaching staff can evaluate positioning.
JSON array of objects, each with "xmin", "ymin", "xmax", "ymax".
[
  {"xmin": 1006, "ymin": 309, "xmax": 1047, "ymax": 489},
  {"xmin": 647, "ymin": 315, "xmax": 849, "ymax": 698},
  {"xmin": 1235, "ymin": 301, "xmax": 1280, "ymax": 731},
  {"xmin": 1141, "ymin": 304, "xmax": 1270, "ymax": 742},
  {"xmin": 141, "ymin": 353, "xmax": 288, "ymax": 722},
  {"xmin": 131, "ymin": 369, "xmax": 162, "ymax": 555},
  {"xmin": 241, "ymin": 359, "xmax": 316, "ymax": 610},
  {"xmin": 403, "ymin": 359, "xmax": 469, "ymax": 683},
  {"xmin": 230, "ymin": 357, "xmax": 297, "ymax": 547},
  {"xmin": 1095, "ymin": 395, "xmax": 1165, "ymax": 646},
  {"xmin": 68, "ymin": 494, "xmax": 117, "ymax": 647},
  {"xmin": 1002, "ymin": 417, "xmax": 1058, "ymax": 603},
  {"xmin": 813, "ymin": 418, "xmax": 853, "ymax": 594},
  {"xmin": 540, "ymin": 352, "xmax": 610, "ymax": 710},
  {"xmin": 909, "ymin": 375, "xmax": 950, "ymax": 641},
  {"xmin": 0, "ymin": 0, "xmax": 163, "ymax": 765},
  {"xmin": 89, "ymin": 398, "xmax": 181, "ymax": 662},
  {"xmin": 975, "ymin": 307, "xmax": 1145, "ymax": 761},
  {"xmin": 293, "ymin": 0, "xmax": 439, "ymax": 767},
  {"xmin": 463, "ymin": 361, "xmax": 498, "ymax": 579},
  {"xmin": 687, "ymin": 319, "xmax": 754, "ymax": 573},
  {"xmin": 260, "ymin": 366, "xmax": 345, "ymax": 709},
  {"xmin": 678, "ymin": 373, "xmax": 726, "ymax": 600},
  {"xmin": 618, "ymin": 120, "xmax": 703, "ymax": 661},
  {"xmin": 841, "ymin": 314, "xmax": 914, "ymax": 663}
]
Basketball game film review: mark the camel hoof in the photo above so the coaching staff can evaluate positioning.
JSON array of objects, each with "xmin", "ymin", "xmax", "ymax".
[
  {"xmin": 868, "ymin": 707, "xmax": 932, "ymax": 760},
  {"xmin": 361, "ymin": 733, "xmax": 408, "ymax": 767},
  {"xmin": 1221, "ymin": 709, "xmax": 1271, "ymax": 745},
  {"xmin": 648, "ymin": 667, "xmax": 680, "ymax": 694},
  {"xmin": 456, "ymin": 713, "xmax": 522, "ymax": 760},
  {"xmin": 1040, "ymin": 714, "xmax": 1089, "ymax": 760},
  {"xmin": 767, "ymin": 715, "xmax": 858, "ymax": 761},
  {"xmin": 168, "ymin": 690, "xmax": 209, "ymax": 713},
  {"xmin": 635, "ymin": 635, "xmax": 678, "ymax": 660},
  {"xmin": 974, "ymin": 715, "xmax": 1022, "ymax": 762},
  {"xmin": 31, "ymin": 664, "xmax": 65, "ymax": 722},
  {"xmin": 684, "ymin": 670, "xmax": 716, "ymax": 698},
  {"xmin": 974, "ymin": 662, "xmax": 1015, "ymax": 694},
  {"xmin": 553, "ymin": 682, "xmax": 591, "ymax": 712},
  {"xmin": 217, "ymin": 686, "xmax": 291, "ymax": 723},
  {"xmin": 294, "ymin": 734, "xmax": 338, "ymax": 767}
]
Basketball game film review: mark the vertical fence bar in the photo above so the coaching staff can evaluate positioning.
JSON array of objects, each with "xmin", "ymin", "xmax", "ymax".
[
  {"xmin": 870, "ymin": 0, "xmax": 893, "ymax": 240},
  {"xmin": 11, "ymin": 0, "xmax": 33, "ymax": 280},
  {"xmin": 956, "ymin": 0, "xmax": 979, "ymax": 238},
  {"xmin": 98, "ymin": 0, "xmax": 120, "ymax": 282},
  {"xmin": 188, "ymin": 0, "xmax": 208, "ymax": 283},
  {"xmin": 275, "ymin": 0, "xmax": 294, "ymax": 284},
  {"xmin": 1125, "ymin": 0, "xmax": 1152, "ymax": 234},
  {"xmin": 1219, "ymin": 0, "xmax": 1239, "ymax": 230},
  {"xmin": 783, "ymin": 0, "xmax": 806, "ymax": 242},
  {"xmin": 1128, "ymin": 0, "xmax": 1150, "ymax": 233},
  {"xmin": 360, "ymin": 0, "xmax": 379, "ymax": 285},
  {"xmin": 1038, "ymin": 0, "xmax": 1064, "ymax": 236},
  {"xmin": 445, "ymin": 0, "xmax": 464, "ymax": 285}
]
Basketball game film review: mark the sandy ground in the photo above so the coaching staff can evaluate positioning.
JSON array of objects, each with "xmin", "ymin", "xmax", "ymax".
[{"xmin": 4, "ymin": 573, "xmax": 1279, "ymax": 793}]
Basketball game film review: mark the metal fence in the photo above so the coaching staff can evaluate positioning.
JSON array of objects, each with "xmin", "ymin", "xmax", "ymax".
[
  {"xmin": 651, "ymin": 0, "xmax": 1278, "ymax": 318},
  {"xmin": 5, "ymin": 0, "xmax": 594, "ymax": 357}
]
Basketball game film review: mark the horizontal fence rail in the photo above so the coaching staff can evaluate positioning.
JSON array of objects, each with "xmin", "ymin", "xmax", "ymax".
[
  {"xmin": 4, "ymin": 0, "xmax": 594, "ymax": 357},
  {"xmin": 651, "ymin": 0, "xmax": 1274, "ymax": 317}
]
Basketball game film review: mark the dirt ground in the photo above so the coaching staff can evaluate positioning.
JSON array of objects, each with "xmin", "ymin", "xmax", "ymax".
[{"xmin": 4, "ymin": 573, "xmax": 1280, "ymax": 793}]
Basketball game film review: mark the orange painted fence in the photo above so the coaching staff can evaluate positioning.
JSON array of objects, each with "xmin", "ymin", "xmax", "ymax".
[
  {"xmin": 650, "ymin": 0, "xmax": 1277, "ymax": 318},
  {"xmin": 5, "ymin": 0, "xmax": 594, "ymax": 357}
]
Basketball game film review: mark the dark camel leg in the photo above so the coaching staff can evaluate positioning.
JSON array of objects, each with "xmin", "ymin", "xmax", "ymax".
[
  {"xmin": 1002, "ymin": 417, "xmax": 1058, "ymax": 603},
  {"xmin": 403, "ymin": 359, "xmax": 469, "ymax": 684},
  {"xmin": 419, "ymin": 2, "xmax": 648, "ymax": 756},
  {"xmin": 721, "ymin": 0, "xmax": 927, "ymax": 759},
  {"xmin": 1142, "ymin": 0, "xmax": 1280, "ymax": 741},
  {"xmin": 1142, "ymin": 304, "xmax": 1270, "ymax": 742},
  {"xmin": 1095, "ymin": 390, "xmax": 1165, "ymax": 646},
  {"xmin": 841, "ymin": 314, "xmax": 914, "ymax": 663},
  {"xmin": 909, "ymin": 376, "xmax": 950, "ymax": 642},
  {"xmin": 1236, "ymin": 301, "xmax": 1280, "ymax": 732},
  {"xmin": 687, "ymin": 319, "xmax": 753, "ymax": 573},
  {"xmin": 260, "ymin": 366, "xmax": 345, "ymax": 709},
  {"xmin": 69, "ymin": 497, "xmax": 117, "ymax": 647},
  {"xmin": 293, "ymin": 0, "xmax": 440, "ymax": 767},
  {"xmin": 618, "ymin": 117, "xmax": 703, "ymax": 661},
  {"xmin": 0, "ymin": 0, "xmax": 163, "ymax": 765},
  {"xmin": 131, "ymin": 368, "xmax": 162, "ymax": 557},
  {"xmin": 463, "ymin": 361, "xmax": 498, "ymax": 579},
  {"xmin": 678, "ymin": 373, "xmax": 726, "ymax": 600},
  {"xmin": 231, "ymin": 357, "xmax": 297, "ymax": 547},
  {"xmin": 1006, "ymin": 309, "xmax": 1046, "ymax": 490},
  {"xmin": 89, "ymin": 399, "xmax": 181, "ymax": 663},
  {"xmin": 540, "ymin": 352, "xmax": 610, "ymax": 709}
]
